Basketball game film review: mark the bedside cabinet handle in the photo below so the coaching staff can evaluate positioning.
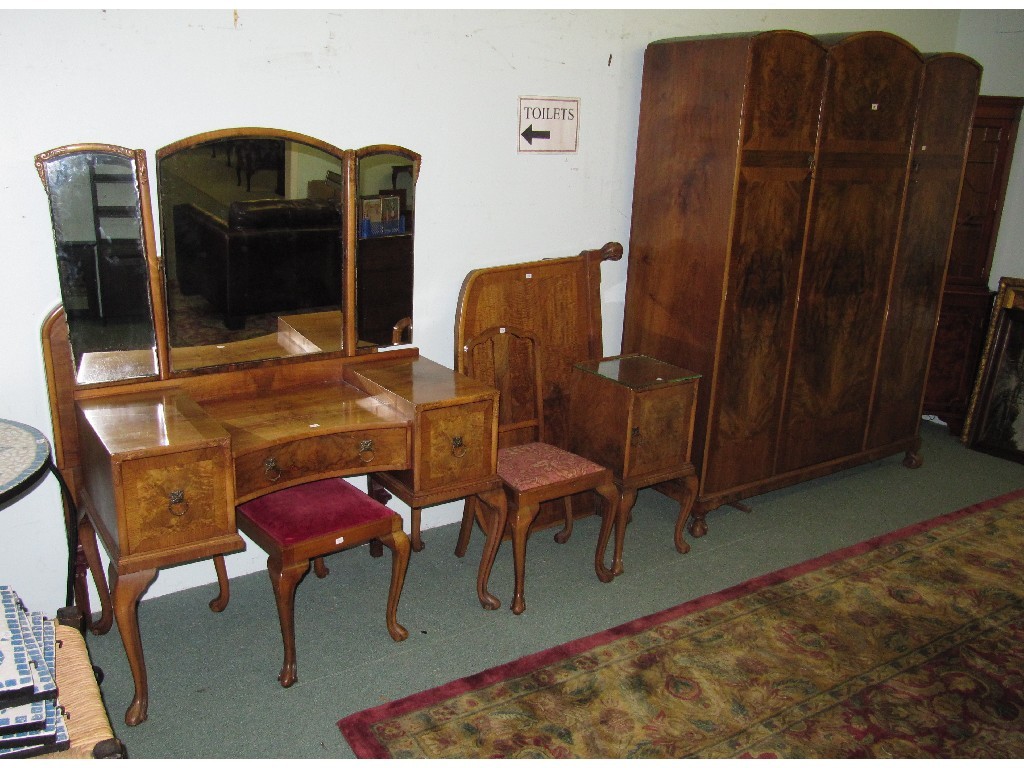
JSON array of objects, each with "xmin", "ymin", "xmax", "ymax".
[
  {"xmin": 263, "ymin": 457, "xmax": 282, "ymax": 483},
  {"xmin": 358, "ymin": 439, "xmax": 376, "ymax": 464},
  {"xmin": 168, "ymin": 489, "xmax": 189, "ymax": 517},
  {"xmin": 451, "ymin": 436, "xmax": 468, "ymax": 459}
]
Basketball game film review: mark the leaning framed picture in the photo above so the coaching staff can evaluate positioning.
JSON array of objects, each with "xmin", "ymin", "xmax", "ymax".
[{"xmin": 962, "ymin": 275, "xmax": 1024, "ymax": 464}]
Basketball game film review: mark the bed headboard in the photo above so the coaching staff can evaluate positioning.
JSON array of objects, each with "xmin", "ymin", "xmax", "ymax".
[{"xmin": 454, "ymin": 241, "xmax": 622, "ymax": 447}]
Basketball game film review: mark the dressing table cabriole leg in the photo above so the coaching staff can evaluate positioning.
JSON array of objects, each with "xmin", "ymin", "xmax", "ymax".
[
  {"xmin": 79, "ymin": 515, "xmax": 113, "ymax": 635},
  {"xmin": 72, "ymin": 546, "xmax": 92, "ymax": 628},
  {"xmin": 110, "ymin": 566, "xmax": 157, "ymax": 726},
  {"xmin": 593, "ymin": 482, "xmax": 622, "ymax": 582},
  {"xmin": 409, "ymin": 507, "xmax": 425, "ymax": 551},
  {"xmin": 366, "ymin": 477, "xmax": 393, "ymax": 557},
  {"xmin": 454, "ymin": 496, "xmax": 478, "ymax": 559},
  {"xmin": 267, "ymin": 556, "xmax": 309, "ymax": 689},
  {"xmin": 209, "ymin": 554, "xmax": 230, "ymax": 612},
  {"xmin": 377, "ymin": 531, "xmax": 411, "ymax": 642}
]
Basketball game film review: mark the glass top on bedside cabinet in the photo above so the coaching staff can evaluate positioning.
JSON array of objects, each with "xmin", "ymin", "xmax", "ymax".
[{"xmin": 574, "ymin": 354, "xmax": 700, "ymax": 390}]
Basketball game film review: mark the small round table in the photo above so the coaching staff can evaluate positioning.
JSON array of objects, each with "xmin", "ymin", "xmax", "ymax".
[{"xmin": 0, "ymin": 418, "xmax": 79, "ymax": 607}]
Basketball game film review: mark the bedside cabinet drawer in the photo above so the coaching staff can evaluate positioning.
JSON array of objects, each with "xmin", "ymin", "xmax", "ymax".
[
  {"xmin": 416, "ymin": 399, "xmax": 495, "ymax": 493},
  {"xmin": 234, "ymin": 427, "xmax": 409, "ymax": 499},
  {"xmin": 121, "ymin": 447, "xmax": 233, "ymax": 559}
]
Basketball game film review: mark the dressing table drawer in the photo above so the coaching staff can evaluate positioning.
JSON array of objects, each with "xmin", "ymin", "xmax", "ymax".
[
  {"xmin": 121, "ymin": 447, "xmax": 234, "ymax": 560},
  {"xmin": 75, "ymin": 390, "xmax": 244, "ymax": 572},
  {"xmin": 416, "ymin": 399, "xmax": 495, "ymax": 492},
  {"xmin": 234, "ymin": 427, "xmax": 409, "ymax": 500}
]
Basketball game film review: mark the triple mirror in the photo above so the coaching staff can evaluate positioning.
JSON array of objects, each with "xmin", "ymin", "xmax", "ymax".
[{"xmin": 36, "ymin": 130, "xmax": 419, "ymax": 385}]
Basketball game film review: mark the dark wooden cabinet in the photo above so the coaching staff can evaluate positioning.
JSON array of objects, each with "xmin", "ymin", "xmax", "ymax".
[
  {"xmin": 924, "ymin": 96, "xmax": 1022, "ymax": 434},
  {"xmin": 622, "ymin": 31, "xmax": 980, "ymax": 533}
]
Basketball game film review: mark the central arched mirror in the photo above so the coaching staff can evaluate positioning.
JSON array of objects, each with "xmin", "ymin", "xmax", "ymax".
[{"xmin": 157, "ymin": 129, "xmax": 349, "ymax": 371}]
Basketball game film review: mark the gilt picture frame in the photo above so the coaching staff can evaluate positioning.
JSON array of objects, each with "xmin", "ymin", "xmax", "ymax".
[{"xmin": 962, "ymin": 276, "xmax": 1024, "ymax": 464}]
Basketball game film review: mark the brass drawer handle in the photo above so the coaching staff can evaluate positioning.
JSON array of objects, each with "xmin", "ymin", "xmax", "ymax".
[
  {"xmin": 358, "ymin": 439, "xmax": 376, "ymax": 464},
  {"xmin": 264, "ymin": 457, "xmax": 282, "ymax": 483},
  {"xmin": 451, "ymin": 435, "xmax": 468, "ymax": 459},
  {"xmin": 168, "ymin": 489, "xmax": 189, "ymax": 517}
]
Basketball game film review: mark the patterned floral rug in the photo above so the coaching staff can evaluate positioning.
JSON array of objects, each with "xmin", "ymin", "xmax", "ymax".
[{"xmin": 339, "ymin": 489, "xmax": 1024, "ymax": 758}]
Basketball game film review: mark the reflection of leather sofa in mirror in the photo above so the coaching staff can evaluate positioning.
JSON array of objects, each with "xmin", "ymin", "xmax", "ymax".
[
  {"xmin": 356, "ymin": 147, "xmax": 418, "ymax": 347},
  {"xmin": 35, "ymin": 144, "xmax": 160, "ymax": 385},
  {"xmin": 157, "ymin": 130, "xmax": 349, "ymax": 371}
]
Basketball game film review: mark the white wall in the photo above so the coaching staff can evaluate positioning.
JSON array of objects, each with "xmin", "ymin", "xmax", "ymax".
[{"xmin": 0, "ymin": 9, "xmax": 993, "ymax": 612}]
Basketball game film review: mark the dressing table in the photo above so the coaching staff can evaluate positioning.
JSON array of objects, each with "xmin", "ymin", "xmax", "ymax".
[{"xmin": 36, "ymin": 130, "xmax": 503, "ymax": 726}]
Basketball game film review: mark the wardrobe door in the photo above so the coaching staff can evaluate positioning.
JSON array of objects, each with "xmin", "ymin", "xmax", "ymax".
[
  {"xmin": 702, "ymin": 32, "xmax": 826, "ymax": 496},
  {"xmin": 623, "ymin": 35, "xmax": 751, "ymax": 475},
  {"xmin": 778, "ymin": 33, "xmax": 922, "ymax": 473},
  {"xmin": 869, "ymin": 55, "xmax": 981, "ymax": 451}
]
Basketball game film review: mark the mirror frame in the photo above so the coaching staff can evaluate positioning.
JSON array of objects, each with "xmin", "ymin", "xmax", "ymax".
[
  {"xmin": 35, "ymin": 143, "xmax": 169, "ymax": 384},
  {"xmin": 38, "ymin": 132, "xmax": 421, "ymax": 384}
]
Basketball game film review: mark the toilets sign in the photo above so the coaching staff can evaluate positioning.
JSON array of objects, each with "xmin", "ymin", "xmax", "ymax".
[{"xmin": 518, "ymin": 97, "xmax": 580, "ymax": 153}]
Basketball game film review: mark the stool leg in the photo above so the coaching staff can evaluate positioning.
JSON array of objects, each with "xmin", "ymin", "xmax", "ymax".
[
  {"xmin": 313, "ymin": 557, "xmax": 329, "ymax": 578},
  {"xmin": 267, "ymin": 556, "xmax": 309, "ymax": 688},
  {"xmin": 377, "ymin": 531, "xmax": 410, "ymax": 642}
]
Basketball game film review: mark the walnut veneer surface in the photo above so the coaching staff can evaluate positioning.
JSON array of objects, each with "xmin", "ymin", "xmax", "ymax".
[
  {"xmin": 453, "ymin": 242, "xmax": 621, "ymax": 531},
  {"xmin": 41, "ymin": 308, "xmax": 499, "ymax": 728},
  {"xmin": 622, "ymin": 31, "xmax": 980, "ymax": 533}
]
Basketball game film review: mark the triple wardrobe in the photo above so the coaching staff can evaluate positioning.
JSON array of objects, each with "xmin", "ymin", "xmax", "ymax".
[{"xmin": 622, "ymin": 31, "xmax": 981, "ymax": 532}]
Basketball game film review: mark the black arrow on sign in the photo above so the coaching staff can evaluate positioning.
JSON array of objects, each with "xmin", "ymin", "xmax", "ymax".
[{"xmin": 521, "ymin": 124, "xmax": 551, "ymax": 145}]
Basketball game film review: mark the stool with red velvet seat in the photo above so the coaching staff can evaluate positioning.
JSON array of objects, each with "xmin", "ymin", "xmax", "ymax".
[{"xmin": 236, "ymin": 477, "xmax": 411, "ymax": 688}]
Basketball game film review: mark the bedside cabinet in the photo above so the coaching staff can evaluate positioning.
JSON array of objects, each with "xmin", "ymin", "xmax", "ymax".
[{"xmin": 569, "ymin": 354, "xmax": 701, "ymax": 560}]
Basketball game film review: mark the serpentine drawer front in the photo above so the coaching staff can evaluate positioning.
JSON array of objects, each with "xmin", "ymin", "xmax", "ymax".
[
  {"xmin": 233, "ymin": 426, "xmax": 408, "ymax": 499},
  {"xmin": 199, "ymin": 379, "xmax": 411, "ymax": 502}
]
